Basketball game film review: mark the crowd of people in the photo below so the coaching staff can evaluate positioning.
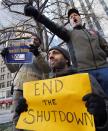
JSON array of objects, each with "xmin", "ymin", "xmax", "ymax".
[{"xmin": 1, "ymin": 2, "xmax": 108, "ymax": 131}]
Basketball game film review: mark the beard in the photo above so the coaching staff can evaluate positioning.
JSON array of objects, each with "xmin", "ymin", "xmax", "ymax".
[{"xmin": 50, "ymin": 59, "xmax": 67, "ymax": 72}]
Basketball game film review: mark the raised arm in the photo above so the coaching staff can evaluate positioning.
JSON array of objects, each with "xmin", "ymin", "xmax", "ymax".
[{"xmin": 24, "ymin": 4, "xmax": 70, "ymax": 42}]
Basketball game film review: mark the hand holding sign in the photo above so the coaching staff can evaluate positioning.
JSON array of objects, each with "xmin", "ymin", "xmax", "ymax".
[
  {"xmin": 29, "ymin": 45, "xmax": 40, "ymax": 56},
  {"xmin": 83, "ymin": 93, "xmax": 107, "ymax": 127},
  {"xmin": 15, "ymin": 97, "xmax": 28, "ymax": 115},
  {"xmin": 16, "ymin": 73, "xmax": 95, "ymax": 131},
  {"xmin": 22, "ymin": 34, "xmax": 41, "ymax": 57}
]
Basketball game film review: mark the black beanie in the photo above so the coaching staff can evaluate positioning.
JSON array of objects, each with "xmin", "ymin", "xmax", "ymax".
[
  {"xmin": 68, "ymin": 8, "xmax": 80, "ymax": 18},
  {"xmin": 48, "ymin": 46, "xmax": 70, "ymax": 66}
]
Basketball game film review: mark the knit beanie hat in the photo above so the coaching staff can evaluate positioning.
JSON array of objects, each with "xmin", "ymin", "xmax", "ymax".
[{"xmin": 48, "ymin": 46, "xmax": 70, "ymax": 66}]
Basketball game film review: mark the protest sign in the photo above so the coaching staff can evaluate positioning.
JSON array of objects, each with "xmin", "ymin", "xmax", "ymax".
[
  {"xmin": 5, "ymin": 45, "xmax": 32, "ymax": 64},
  {"xmin": 5, "ymin": 39, "xmax": 33, "ymax": 64},
  {"xmin": 16, "ymin": 73, "xmax": 95, "ymax": 131}
]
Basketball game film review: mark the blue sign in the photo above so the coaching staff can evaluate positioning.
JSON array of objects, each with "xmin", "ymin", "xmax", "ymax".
[{"xmin": 5, "ymin": 45, "xmax": 33, "ymax": 64}]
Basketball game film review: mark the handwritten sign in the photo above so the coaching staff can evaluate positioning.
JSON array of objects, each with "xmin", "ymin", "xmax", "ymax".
[{"xmin": 16, "ymin": 73, "xmax": 95, "ymax": 131}]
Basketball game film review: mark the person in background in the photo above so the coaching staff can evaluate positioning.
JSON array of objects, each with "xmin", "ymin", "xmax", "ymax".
[{"xmin": 1, "ymin": 33, "xmax": 50, "ymax": 131}]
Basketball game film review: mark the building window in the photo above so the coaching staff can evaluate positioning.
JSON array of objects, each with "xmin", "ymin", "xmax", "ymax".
[
  {"xmin": 1, "ymin": 67, "xmax": 5, "ymax": 73},
  {"xmin": 7, "ymin": 81, "xmax": 12, "ymax": 87},
  {"xmin": 6, "ymin": 90, "xmax": 12, "ymax": 98},
  {"xmin": 0, "ymin": 82, "xmax": 5, "ymax": 88},
  {"xmin": 7, "ymin": 73, "xmax": 12, "ymax": 79},
  {"xmin": 0, "ymin": 91, "xmax": 5, "ymax": 99},
  {"xmin": 0, "ymin": 74, "xmax": 5, "ymax": 80},
  {"xmin": 0, "ymin": 60, "xmax": 4, "ymax": 66}
]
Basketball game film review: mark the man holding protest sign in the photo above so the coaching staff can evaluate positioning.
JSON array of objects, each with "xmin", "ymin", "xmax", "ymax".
[
  {"xmin": 1, "ymin": 33, "xmax": 50, "ymax": 131},
  {"xmin": 48, "ymin": 46, "xmax": 108, "ymax": 131},
  {"xmin": 16, "ymin": 46, "xmax": 108, "ymax": 131}
]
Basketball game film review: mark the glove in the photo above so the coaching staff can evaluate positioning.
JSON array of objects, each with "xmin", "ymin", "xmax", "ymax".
[
  {"xmin": 1, "ymin": 48, "xmax": 9, "ymax": 58},
  {"xmin": 15, "ymin": 97, "xmax": 28, "ymax": 115},
  {"xmin": 24, "ymin": 4, "xmax": 39, "ymax": 18},
  {"xmin": 83, "ymin": 93, "xmax": 107, "ymax": 126},
  {"xmin": 29, "ymin": 45, "xmax": 40, "ymax": 56}
]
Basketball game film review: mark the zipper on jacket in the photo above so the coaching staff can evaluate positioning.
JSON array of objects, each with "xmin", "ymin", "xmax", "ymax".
[{"xmin": 82, "ymin": 29, "xmax": 98, "ymax": 69}]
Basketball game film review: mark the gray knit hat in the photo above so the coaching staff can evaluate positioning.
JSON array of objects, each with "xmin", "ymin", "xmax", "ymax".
[{"xmin": 48, "ymin": 46, "xmax": 70, "ymax": 66}]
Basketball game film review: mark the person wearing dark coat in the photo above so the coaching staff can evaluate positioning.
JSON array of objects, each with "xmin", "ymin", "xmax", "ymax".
[
  {"xmin": 16, "ymin": 46, "xmax": 108, "ymax": 131},
  {"xmin": 1, "ymin": 34, "xmax": 50, "ymax": 131}
]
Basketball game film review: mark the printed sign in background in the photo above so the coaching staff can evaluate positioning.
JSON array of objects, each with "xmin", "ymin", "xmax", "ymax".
[
  {"xmin": 16, "ymin": 73, "xmax": 95, "ymax": 131},
  {"xmin": 5, "ymin": 45, "xmax": 33, "ymax": 64}
]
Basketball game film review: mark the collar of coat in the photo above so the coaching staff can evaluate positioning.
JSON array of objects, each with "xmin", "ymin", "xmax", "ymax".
[
  {"xmin": 50, "ymin": 66, "xmax": 77, "ymax": 78},
  {"xmin": 74, "ymin": 25, "xmax": 85, "ymax": 30}
]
